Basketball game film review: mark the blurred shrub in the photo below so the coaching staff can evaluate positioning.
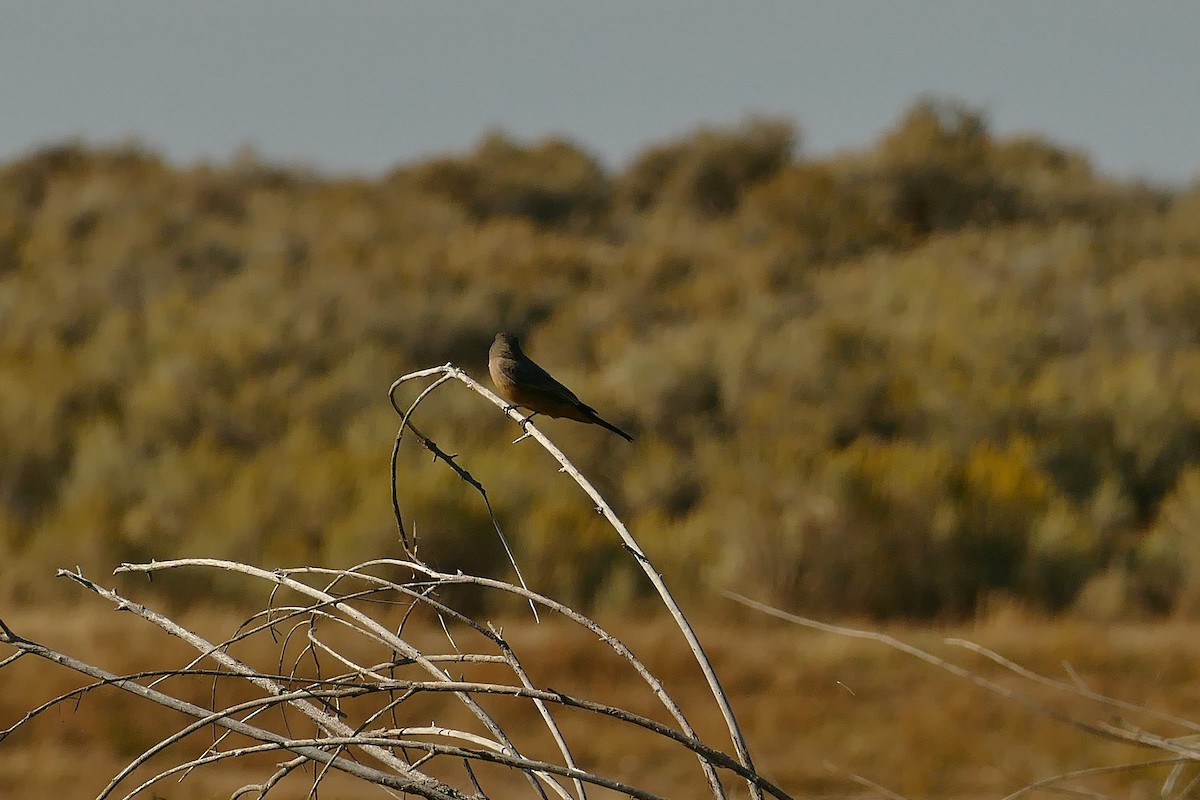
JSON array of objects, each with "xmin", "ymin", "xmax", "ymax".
[
  {"xmin": 400, "ymin": 132, "xmax": 611, "ymax": 230},
  {"xmin": 1130, "ymin": 467, "xmax": 1200, "ymax": 616},
  {"xmin": 616, "ymin": 116, "xmax": 795, "ymax": 216},
  {"xmin": 815, "ymin": 439, "xmax": 957, "ymax": 617},
  {"xmin": 741, "ymin": 163, "xmax": 906, "ymax": 264},
  {"xmin": 950, "ymin": 438, "xmax": 1050, "ymax": 599},
  {"xmin": 869, "ymin": 98, "xmax": 1026, "ymax": 236},
  {"xmin": 1021, "ymin": 499, "xmax": 1104, "ymax": 612},
  {"xmin": 3, "ymin": 100, "xmax": 1200, "ymax": 619},
  {"xmin": 726, "ymin": 437, "xmax": 1104, "ymax": 619}
]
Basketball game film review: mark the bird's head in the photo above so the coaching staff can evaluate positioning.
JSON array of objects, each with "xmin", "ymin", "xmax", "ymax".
[
  {"xmin": 492, "ymin": 332, "xmax": 522, "ymax": 357},
  {"xmin": 492, "ymin": 333, "xmax": 520, "ymax": 352}
]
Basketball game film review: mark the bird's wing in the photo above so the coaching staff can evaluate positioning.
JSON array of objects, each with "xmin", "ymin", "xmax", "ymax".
[{"xmin": 511, "ymin": 356, "xmax": 584, "ymax": 406}]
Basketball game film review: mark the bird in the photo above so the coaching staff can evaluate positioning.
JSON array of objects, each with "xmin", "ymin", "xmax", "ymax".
[{"xmin": 488, "ymin": 332, "xmax": 634, "ymax": 442}]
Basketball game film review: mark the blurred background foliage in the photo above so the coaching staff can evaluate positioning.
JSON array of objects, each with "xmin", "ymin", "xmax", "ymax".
[{"xmin": 3, "ymin": 97, "xmax": 1200, "ymax": 620}]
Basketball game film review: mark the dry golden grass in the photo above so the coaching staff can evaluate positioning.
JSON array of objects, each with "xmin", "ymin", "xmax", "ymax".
[
  {"xmin": 6, "ymin": 100, "xmax": 1200, "ymax": 796},
  {"xmin": 4, "ymin": 600, "xmax": 1200, "ymax": 799}
]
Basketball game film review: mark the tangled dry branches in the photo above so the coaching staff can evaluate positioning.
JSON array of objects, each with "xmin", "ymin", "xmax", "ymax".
[{"xmin": 5, "ymin": 364, "xmax": 1200, "ymax": 798}]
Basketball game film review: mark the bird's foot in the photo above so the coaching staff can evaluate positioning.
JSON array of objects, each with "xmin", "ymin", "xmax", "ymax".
[{"xmin": 511, "ymin": 413, "xmax": 539, "ymax": 443}]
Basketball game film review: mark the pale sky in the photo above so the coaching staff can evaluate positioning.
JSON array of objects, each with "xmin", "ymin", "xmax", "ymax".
[{"xmin": 2, "ymin": 2, "xmax": 1198, "ymax": 183}]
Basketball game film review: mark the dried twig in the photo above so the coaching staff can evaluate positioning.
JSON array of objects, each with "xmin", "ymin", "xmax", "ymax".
[
  {"xmin": 389, "ymin": 364, "xmax": 756, "ymax": 799},
  {"xmin": 726, "ymin": 591, "xmax": 1200, "ymax": 797}
]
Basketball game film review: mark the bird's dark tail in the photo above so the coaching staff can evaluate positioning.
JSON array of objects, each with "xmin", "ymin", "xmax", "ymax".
[{"xmin": 590, "ymin": 413, "xmax": 634, "ymax": 442}]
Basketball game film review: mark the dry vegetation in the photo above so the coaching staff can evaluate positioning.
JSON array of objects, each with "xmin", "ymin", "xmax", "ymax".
[
  {"xmin": 3, "ymin": 98, "xmax": 1200, "ymax": 619},
  {"xmin": 6, "ymin": 602, "xmax": 1200, "ymax": 799},
  {"xmin": 4, "ymin": 93, "xmax": 1200, "ymax": 794}
]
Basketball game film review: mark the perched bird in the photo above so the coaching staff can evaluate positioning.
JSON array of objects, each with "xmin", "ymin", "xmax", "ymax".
[{"xmin": 488, "ymin": 332, "xmax": 633, "ymax": 442}]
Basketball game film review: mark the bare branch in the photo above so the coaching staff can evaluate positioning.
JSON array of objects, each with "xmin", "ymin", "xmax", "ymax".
[
  {"xmin": 1, "ymin": 367, "xmax": 795, "ymax": 799},
  {"xmin": 388, "ymin": 364, "xmax": 751, "ymax": 798},
  {"xmin": 726, "ymin": 591, "xmax": 1200, "ymax": 763}
]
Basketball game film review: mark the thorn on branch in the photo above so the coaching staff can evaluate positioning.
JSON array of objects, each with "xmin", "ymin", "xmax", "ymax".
[
  {"xmin": 115, "ymin": 561, "xmax": 155, "ymax": 581},
  {"xmin": 0, "ymin": 616, "xmax": 28, "ymax": 645},
  {"xmin": 620, "ymin": 544, "xmax": 652, "ymax": 568}
]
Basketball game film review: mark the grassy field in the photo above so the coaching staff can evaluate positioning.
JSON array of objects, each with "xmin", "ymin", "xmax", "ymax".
[
  {"xmin": 5, "ymin": 105, "xmax": 1200, "ymax": 795},
  {"xmin": 3, "ymin": 600, "xmax": 1200, "ymax": 799}
]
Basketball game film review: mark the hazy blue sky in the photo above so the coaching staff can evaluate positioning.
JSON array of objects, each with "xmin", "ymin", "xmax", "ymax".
[{"xmin": 3, "ymin": 3, "xmax": 1197, "ymax": 182}]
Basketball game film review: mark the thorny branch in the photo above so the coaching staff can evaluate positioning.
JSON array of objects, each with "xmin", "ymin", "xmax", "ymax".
[{"xmin": 6, "ymin": 363, "xmax": 1197, "ymax": 799}]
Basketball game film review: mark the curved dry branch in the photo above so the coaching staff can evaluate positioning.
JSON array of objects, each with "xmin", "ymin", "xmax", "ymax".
[
  {"xmin": 726, "ymin": 591, "xmax": 1200, "ymax": 763},
  {"xmin": 229, "ymin": 754, "xmax": 307, "ymax": 800},
  {"xmin": 388, "ymin": 367, "xmax": 455, "ymax": 548},
  {"xmin": 105, "ymin": 560, "xmax": 560, "ymax": 798},
  {"xmin": 280, "ymin": 558, "xmax": 731, "ymax": 795},
  {"xmin": 110, "ymin": 557, "xmax": 790, "ymax": 799},
  {"xmin": 945, "ymin": 636, "xmax": 1200, "ymax": 736},
  {"xmin": 389, "ymin": 364, "xmax": 755, "ymax": 799},
  {"xmin": 388, "ymin": 366, "xmax": 540, "ymax": 622},
  {"xmin": 0, "ymin": 364, "xmax": 797, "ymax": 799},
  {"xmin": 999, "ymin": 758, "xmax": 1189, "ymax": 800},
  {"xmin": 59, "ymin": 568, "xmax": 458, "ymax": 789},
  {"xmin": 0, "ymin": 615, "xmax": 464, "ymax": 800}
]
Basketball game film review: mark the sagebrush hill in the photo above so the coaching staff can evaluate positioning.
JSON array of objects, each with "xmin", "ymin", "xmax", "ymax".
[{"xmin": 4, "ymin": 99, "xmax": 1199, "ymax": 618}]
